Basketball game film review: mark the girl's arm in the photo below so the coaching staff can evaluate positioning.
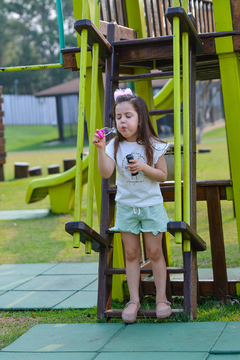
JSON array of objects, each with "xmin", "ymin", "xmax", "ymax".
[
  {"xmin": 92, "ymin": 130, "xmax": 115, "ymax": 179},
  {"xmin": 128, "ymin": 154, "xmax": 167, "ymax": 183}
]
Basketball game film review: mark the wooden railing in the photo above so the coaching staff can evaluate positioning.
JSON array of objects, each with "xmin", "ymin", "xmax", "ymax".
[{"xmin": 100, "ymin": 0, "xmax": 215, "ymax": 37}]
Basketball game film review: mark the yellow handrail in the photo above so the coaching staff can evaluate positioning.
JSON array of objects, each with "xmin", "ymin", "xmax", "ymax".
[
  {"xmin": 173, "ymin": 15, "xmax": 182, "ymax": 245},
  {"xmin": 182, "ymin": 30, "xmax": 191, "ymax": 252},
  {"xmin": 73, "ymin": 0, "xmax": 89, "ymax": 248},
  {"xmin": 85, "ymin": 0, "xmax": 100, "ymax": 254}
]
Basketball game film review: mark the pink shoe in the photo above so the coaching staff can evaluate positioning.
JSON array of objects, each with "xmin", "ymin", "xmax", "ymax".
[
  {"xmin": 156, "ymin": 300, "xmax": 172, "ymax": 319},
  {"xmin": 122, "ymin": 301, "xmax": 141, "ymax": 324}
]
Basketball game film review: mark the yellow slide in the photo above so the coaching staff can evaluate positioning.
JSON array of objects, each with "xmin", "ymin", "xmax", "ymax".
[{"xmin": 26, "ymin": 156, "xmax": 88, "ymax": 214}]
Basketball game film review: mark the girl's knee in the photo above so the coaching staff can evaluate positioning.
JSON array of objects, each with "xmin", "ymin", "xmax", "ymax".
[
  {"xmin": 125, "ymin": 247, "xmax": 140, "ymax": 262},
  {"xmin": 147, "ymin": 247, "xmax": 163, "ymax": 262}
]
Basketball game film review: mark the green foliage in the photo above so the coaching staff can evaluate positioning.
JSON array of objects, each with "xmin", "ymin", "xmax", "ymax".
[{"xmin": 0, "ymin": 0, "xmax": 78, "ymax": 94}]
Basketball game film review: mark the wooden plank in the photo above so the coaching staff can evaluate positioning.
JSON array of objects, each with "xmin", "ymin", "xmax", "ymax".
[
  {"xmin": 74, "ymin": 19, "xmax": 112, "ymax": 62},
  {"xmin": 151, "ymin": 0, "xmax": 160, "ymax": 37},
  {"xmin": 206, "ymin": 186, "xmax": 229, "ymax": 301},
  {"xmin": 104, "ymin": 308, "xmax": 183, "ymax": 318},
  {"xmin": 100, "ymin": 0, "xmax": 108, "ymax": 21},
  {"xmin": 112, "ymin": 70, "xmax": 174, "ymax": 82},
  {"xmin": 163, "ymin": 0, "xmax": 172, "ymax": 35},
  {"xmin": 65, "ymin": 221, "xmax": 107, "ymax": 251},
  {"xmin": 142, "ymin": 279, "xmax": 240, "ymax": 297},
  {"xmin": 144, "ymin": 0, "xmax": 154, "ymax": 37},
  {"xmin": 158, "ymin": 0, "xmax": 166, "ymax": 36},
  {"xmin": 100, "ymin": 21, "xmax": 137, "ymax": 40},
  {"xmin": 167, "ymin": 222, "xmax": 207, "ymax": 251},
  {"xmin": 194, "ymin": 0, "xmax": 200, "ymax": 33},
  {"xmin": 207, "ymin": 3, "xmax": 213, "ymax": 33},
  {"xmin": 203, "ymin": 2, "xmax": 209, "ymax": 32},
  {"xmin": 115, "ymin": 0, "xmax": 125, "ymax": 26},
  {"xmin": 104, "ymin": 266, "xmax": 185, "ymax": 275},
  {"xmin": 107, "ymin": 180, "xmax": 232, "ymax": 202},
  {"xmin": 230, "ymin": 0, "xmax": 240, "ymax": 31},
  {"xmin": 109, "ymin": 0, "xmax": 116, "ymax": 22}
]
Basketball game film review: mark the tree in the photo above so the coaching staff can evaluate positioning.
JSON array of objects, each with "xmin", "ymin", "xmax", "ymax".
[
  {"xmin": 196, "ymin": 80, "xmax": 222, "ymax": 144},
  {"xmin": 0, "ymin": 0, "xmax": 78, "ymax": 94}
]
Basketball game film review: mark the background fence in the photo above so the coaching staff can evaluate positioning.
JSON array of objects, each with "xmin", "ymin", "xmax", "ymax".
[{"xmin": 2, "ymin": 95, "xmax": 58, "ymax": 126}]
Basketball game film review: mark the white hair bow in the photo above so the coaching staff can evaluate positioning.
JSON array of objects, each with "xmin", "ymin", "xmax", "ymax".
[{"xmin": 114, "ymin": 88, "xmax": 133, "ymax": 101}]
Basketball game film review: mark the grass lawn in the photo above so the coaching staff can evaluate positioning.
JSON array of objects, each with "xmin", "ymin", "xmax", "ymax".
[{"xmin": 0, "ymin": 123, "xmax": 240, "ymax": 349}]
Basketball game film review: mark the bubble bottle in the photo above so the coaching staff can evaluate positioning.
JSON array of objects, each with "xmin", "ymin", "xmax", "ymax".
[{"xmin": 98, "ymin": 127, "xmax": 117, "ymax": 138}]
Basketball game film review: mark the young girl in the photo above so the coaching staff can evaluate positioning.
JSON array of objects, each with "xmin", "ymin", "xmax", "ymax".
[{"xmin": 92, "ymin": 89, "xmax": 171, "ymax": 323}]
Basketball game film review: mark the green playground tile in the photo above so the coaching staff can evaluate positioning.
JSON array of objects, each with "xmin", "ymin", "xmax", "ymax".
[
  {"xmin": 2, "ymin": 324, "xmax": 125, "ymax": 353},
  {"xmin": 0, "ymin": 276, "xmax": 34, "ymax": 291},
  {"xmin": 211, "ymin": 322, "xmax": 240, "ymax": 354},
  {"xmin": 44, "ymin": 262, "xmax": 99, "ymax": 275},
  {"xmin": 0, "ymin": 290, "xmax": 75, "ymax": 309},
  {"xmin": 227, "ymin": 268, "xmax": 240, "ymax": 280},
  {"xmin": 53, "ymin": 290, "xmax": 97, "ymax": 309},
  {"xmin": 104, "ymin": 322, "xmax": 226, "ymax": 352},
  {"xmin": 0, "ymin": 263, "xmax": 58, "ymax": 276},
  {"xmin": 83, "ymin": 279, "xmax": 98, "ymax": 291},
  {"xmin": 15, "ymin": 275, "xmax": 98, "ymax": 291},
  {"xmin": 0, "ymin": 353, "xmax": 95, "ymax": 359},
  {"xmin": 97, "ymin": 352, "xmax": 209, "ymax": 360},
  {"xmin": 0, "ymin": 209, "xmax": 50, "ymax": 220}
]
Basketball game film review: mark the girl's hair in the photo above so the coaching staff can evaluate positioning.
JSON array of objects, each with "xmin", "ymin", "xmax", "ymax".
[{"xmin": 113, "ymin": 94, "xmax": 165, "ymax": 165}]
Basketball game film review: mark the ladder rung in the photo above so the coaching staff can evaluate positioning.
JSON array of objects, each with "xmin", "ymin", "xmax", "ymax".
[
  {"xmin": 104, "ymin": 267, "xmax": 185, "ymax": 275},
  {"xmin": 111, "ymin": 71, "xmax": 175, "ymax": 83},
  {"xmin": 104, "ymin": 308, "xmax": 183, "ymax": 318},
  {"xmin": 149, "ymin": 107, "xmax": 183, "ymax": 116}
]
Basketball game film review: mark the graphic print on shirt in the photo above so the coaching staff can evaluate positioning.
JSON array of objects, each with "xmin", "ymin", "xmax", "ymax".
[{"xmin": 121, "ymin": 152, "xmax": 147, "ymax": 184}]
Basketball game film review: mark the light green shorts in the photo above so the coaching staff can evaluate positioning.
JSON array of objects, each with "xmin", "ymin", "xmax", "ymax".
[{"xmin": 109, "ymin": 202, "xmax": 170, "ymax": 235}]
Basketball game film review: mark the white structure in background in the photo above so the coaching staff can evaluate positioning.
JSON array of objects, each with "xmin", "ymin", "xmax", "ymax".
[{"xmin": 2, "ymin": 95, "xmax": 57, "ymax": 125}]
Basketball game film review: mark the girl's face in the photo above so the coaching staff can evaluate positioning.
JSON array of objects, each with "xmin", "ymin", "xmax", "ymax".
[{"xmin": 115, "ymin": 101, "xmax": 139, "ymax": 142}]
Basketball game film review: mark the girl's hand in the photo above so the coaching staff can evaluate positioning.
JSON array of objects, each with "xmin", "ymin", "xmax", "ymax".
[
  {"xmin": 127, "ymin": 159, "xmax": 145, "ymax": 174},
  {"xmin": 92, "ymin": 129, "xmax": 105, "ymax": 149}
]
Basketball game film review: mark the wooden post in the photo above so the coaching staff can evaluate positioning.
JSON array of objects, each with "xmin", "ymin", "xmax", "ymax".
[
  {"xmin": 28, "ymin": 166, "xmax": 42, "ymax": 176},
  {"xmin": 206, "ymin": 186, "xmax": 229, "ymax": 300},
  {"xmin": 63, "ymin": 158, "xmax": 76, "ymax": 171},
  {"xmin": 48, "ymin": 164, "xmax": 60, "ymax": 174},
  {"xmin": 14, "ymin": 162, "xmax": 29, "ymax": 178}
]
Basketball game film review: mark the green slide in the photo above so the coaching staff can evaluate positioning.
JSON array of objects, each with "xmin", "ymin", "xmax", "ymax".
[{"xmin": 26, "ymin": 156, "xmax": 88, "ymax": 214}]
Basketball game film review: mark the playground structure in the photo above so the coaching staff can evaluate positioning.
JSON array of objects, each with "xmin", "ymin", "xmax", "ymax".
[
  {"xmin": 1, "ymin": 0, "xmax": 240, "ymax": 320},
  {"xmin": 63, "ymin": 0, "xmax": 240, "ymax": 320}
]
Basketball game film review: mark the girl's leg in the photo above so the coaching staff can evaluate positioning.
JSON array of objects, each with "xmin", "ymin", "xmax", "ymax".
[
  {"xmin": 143, "ymin": 232, "xmax": 169, "ymax": 311},
  {"xmin": 121, "ymin": 232, "xmax": 141, "ymax": 314}
]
